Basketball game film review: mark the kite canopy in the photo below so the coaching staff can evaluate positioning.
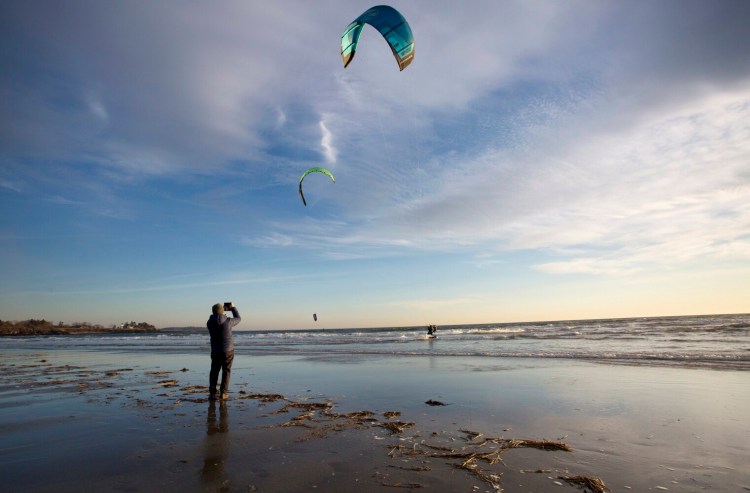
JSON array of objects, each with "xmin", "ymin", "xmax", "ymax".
[
  {"xmin": 298, "ymin": 167, "xmax": 335, "ymax": 206},
  {"xmin": 341, "ymin": 5, "xmax": 415, "ymax": 71}
]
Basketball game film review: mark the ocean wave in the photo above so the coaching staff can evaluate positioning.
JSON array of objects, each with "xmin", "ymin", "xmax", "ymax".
[
  {"xmin": 4, "ymin": 314, "xmax": 748, "ymax": 370},
  {"xmin": 238, "ymin": 345, "xmax": 750, "ymax": 370}
]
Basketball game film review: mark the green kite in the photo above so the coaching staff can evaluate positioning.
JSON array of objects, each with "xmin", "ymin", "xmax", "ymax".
[{"xmin": 299, "ymin": 167, "xmax": 335, "ymax": 206}]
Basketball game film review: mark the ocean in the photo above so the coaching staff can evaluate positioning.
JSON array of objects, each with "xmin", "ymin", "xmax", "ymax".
[{"xmin": 5, "ymin": 313, "xmax": 749, "ymax": 370}]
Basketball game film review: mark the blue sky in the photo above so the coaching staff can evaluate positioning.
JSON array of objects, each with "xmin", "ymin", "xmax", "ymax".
[{"xmin": 1, "ymin": 1, "xmax": 749, "ymax": 329}]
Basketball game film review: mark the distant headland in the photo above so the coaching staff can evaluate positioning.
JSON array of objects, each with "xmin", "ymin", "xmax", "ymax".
[{"xmin": 0, "ymin": 319, "xmax": 158, "ymax": 336}]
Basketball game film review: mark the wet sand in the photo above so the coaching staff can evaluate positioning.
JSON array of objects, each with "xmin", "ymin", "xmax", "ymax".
[{"xmin": 1, "ymin": 349, "xmax": 748, "ymax": 492}]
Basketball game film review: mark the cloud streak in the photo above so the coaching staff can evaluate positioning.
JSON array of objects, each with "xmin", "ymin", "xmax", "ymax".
[{"xmin": 319, "ymin": 118, "xmax": 337, "ymax": 164}]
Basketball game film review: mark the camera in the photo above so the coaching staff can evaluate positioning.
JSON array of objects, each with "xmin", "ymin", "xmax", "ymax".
[{"xmin": 223, "ymin": 302, "xmax": 234, "ymax": 311}]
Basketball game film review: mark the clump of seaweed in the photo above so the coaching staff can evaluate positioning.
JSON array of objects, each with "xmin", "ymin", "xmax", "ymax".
[
  {"xmin": 388, "ymin": 464, "xmax": 432, "ymax": 472},
  {"xmin": 378, "ymin": 420, "xmax": 415, "ymax": 435},
  {"xmin": 501, "ymin": 438, "xmax": 572, "ymax": 452},
  {"xmin": 275, "ymin": 401, "xmax": 333, "ymax": 414},
  {"xmin": 381, "ymin": 480, "xmax": 424, "ymax": 489},
  {"xmin": 179, "ymin": 384, "xmax": 209, "ymax": 395},
  {"xmin": 559, "ymin": 475, "xmax": 610, "ymax": 493},
  {"xmin": 261, "ymin": 399, "xmax": 388, "ymax": 441},
  {"xmin": 454, "ymin": 457, "xmax": 503, "ymax": 491},
  {"xmin": 460, "ymin": 429, "xmax": 483, "ymax": 441},
  {"xmin": 281, "ymin": 411, "xmax": 316, "ymax": 428},
  {"xmin": 238, "ymin": 392, "xmax": 287, "ymax": 403},
  {"xmin": 325, "ymin": 410, "xmax": 378, "ymax": 422},
  {"xmin": 155, "ymin": 379, "xmax": 179, "ymax": 388}
]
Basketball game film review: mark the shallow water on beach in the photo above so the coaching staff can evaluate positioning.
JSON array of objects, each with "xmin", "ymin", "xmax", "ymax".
[
  {"xmin": 1, "ymin": 346, "xmax": 749, "ymax": 492},
  {"xmin": 2, "ymin": 314, "xmax": 749, "ymax": 491}
]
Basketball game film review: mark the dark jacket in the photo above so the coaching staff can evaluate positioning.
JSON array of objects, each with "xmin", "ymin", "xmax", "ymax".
[{"xmin": 207, "ymin": 307, "xmax": 241, "ymax": 353}]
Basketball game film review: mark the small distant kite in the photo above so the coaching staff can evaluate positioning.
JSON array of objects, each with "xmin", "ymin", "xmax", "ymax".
[
  {"xmin": 299, "ymin": 167, "xmax": 335, "ymax": 206},
  {"xmin": 341, "ymin": 5, "xmax": 415, "ymax": 71},
  {"xmin": 313, "ymin": 313, "xmax": 318, "ymax": 322}
]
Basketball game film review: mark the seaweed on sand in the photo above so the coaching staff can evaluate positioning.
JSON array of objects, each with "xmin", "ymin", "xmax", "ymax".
[
  {"xmin": 155, "ymin": 379, "xmax": 179, "ymax": 388},
  {"xmin": 267, "ymin": 401, "xmax": 388, "ymax": 441},
  {"xmin": 280, "ymin": 411, "xmax": 316, "ymax": 428},
  {"xmin": 460, "ymin": 429, "xmax": 483, "ymax": 441},
  {"xmin": 238, "ymin": 392, "xmax": 287, "ymax": 403},
  {"xmin": 388, "ymin": 464, "xmax": 432, "ymax": 472},
  {"xmin": 381, "ymin": 480, "xmax": 424, "ymax": 488},
  {"xmin": 274, "ymin": 401, "xmax": 333, "ymax": 415},
  {"xmin": 178, "ymin": 384, "xmax": 209, "ymax": 395},
  {"xmin": 559, "ymin": 475, "xmax": 610, "ymax": 493},
  {"xmin": 454, "ymin": 457, "xmax": 503, "ymax": 491},
  {"xmin": 500, "ymin": 438, "xmax": 572, "ymax": 452},
  {"xmin": 378, "ymin": 420, "xmax": 415, "ymax": 435},
  {"xmin": 325, "ymin": 410, "xmax": 378, "ymax": 423},
  {"xmin": 386, "ymin": 436, "xmax": 573, "ymax": 492}
]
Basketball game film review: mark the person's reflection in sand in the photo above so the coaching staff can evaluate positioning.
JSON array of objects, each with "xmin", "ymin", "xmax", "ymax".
[{"xmin": 201, "ymin": 400, "xmax": 230, "ymax": 488}]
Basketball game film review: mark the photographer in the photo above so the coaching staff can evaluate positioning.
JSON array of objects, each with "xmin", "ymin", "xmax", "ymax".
[{"xmin": 206, "ymin": 302, "xmax": 241, "ymax": 400}]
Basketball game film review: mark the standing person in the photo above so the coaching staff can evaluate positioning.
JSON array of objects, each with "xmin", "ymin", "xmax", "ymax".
[{"xmin": 207, "ymin": 302, "xmax": 241, "ymax": 400}]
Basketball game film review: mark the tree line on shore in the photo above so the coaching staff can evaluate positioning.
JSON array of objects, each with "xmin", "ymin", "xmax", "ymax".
[{"xmin": 0, "ymin": 319, "xmax": 157, "ymax": 336}]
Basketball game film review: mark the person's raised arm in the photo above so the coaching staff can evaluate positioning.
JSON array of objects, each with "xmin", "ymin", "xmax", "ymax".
[{"xmin": 228, "ymin": 306, "xmax": 241, "ymax": 327}]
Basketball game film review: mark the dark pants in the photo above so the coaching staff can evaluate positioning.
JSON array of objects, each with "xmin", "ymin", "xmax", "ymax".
[{"xmin": 209, "ymin": 351, "xmax": 234, "ymax": 394}]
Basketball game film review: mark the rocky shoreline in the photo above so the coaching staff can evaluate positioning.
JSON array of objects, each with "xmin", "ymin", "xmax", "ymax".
[{"xmin": 0, "ymin": 319, "xmax": 158, "ymax": 336}]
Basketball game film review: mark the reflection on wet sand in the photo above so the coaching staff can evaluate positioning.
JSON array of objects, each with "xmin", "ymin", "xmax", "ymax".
[{"xmin": 201, "ymin": 400, "xmax": 230, "ymax": 488}]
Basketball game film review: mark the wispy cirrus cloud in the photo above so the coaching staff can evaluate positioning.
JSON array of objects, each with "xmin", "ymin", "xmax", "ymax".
[{"xmin": 319, "ymin": 117, "xmax": 337, "ymax": 164}]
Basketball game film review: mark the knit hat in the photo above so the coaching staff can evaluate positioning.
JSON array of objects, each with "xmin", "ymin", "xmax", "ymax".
[{"xmin": 212, "ymin": 303, "xmax": 224, "ymax": 315}]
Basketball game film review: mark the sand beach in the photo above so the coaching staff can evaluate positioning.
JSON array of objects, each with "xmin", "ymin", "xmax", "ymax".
[{"xmin": 1, "ymin": 344, "xmax": 748, "ymax": 492}]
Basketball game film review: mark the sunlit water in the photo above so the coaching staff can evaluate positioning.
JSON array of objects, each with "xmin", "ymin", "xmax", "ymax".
[{"xmin": 4, "ymin": 314, "xmax": 749, "ymax": 370}]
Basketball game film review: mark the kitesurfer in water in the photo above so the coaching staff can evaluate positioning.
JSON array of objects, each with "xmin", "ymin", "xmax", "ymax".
[
  {"xmin": 207, "ymin": 302, "xmax": 241, "ymax": 400},
  {"xmin": 427, "ymin": 324, "xmax": 437, "ymax": 336}
]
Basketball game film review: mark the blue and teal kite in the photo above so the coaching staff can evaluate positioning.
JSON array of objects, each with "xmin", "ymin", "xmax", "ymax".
[{"xmin": 341, "ymin": 5, "xmax": 415, "ymax": 71}]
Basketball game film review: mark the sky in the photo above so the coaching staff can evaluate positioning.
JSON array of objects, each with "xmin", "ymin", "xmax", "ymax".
[{"xmin": 1, "ymin": 1, "xmax": 749, "ymax": 329}]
